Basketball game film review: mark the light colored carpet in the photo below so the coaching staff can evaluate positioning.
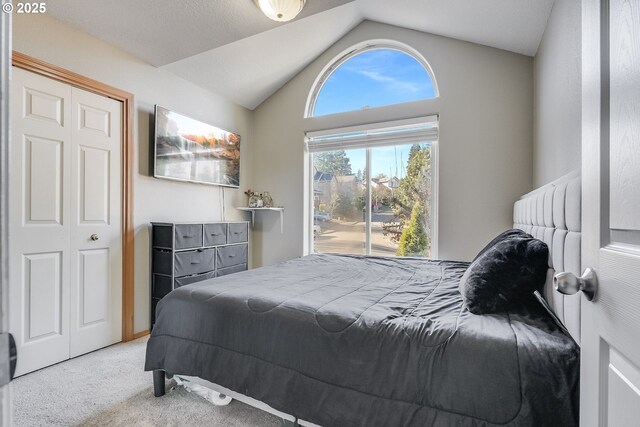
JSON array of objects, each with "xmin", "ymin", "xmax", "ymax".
[{"xmin": 12, "ymin": 337, "xmax": 281, "ymax": 426}]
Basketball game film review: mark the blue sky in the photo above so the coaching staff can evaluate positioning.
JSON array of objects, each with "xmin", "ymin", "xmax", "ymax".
[
  {"xmin": 313, "ymin": 49, "xmax": 436, "ymax": 117},
  {"xmin": 314, "ymin": 49, "xmax": 435, "ymax": 178},
  {"xmin": 345, "ymin": 144, "xmax": 429, "ymax": 180}
]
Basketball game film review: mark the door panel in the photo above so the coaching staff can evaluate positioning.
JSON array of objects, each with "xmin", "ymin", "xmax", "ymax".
[
  {"xmin": 10, "ymin": 67, "xmax": 71, "ymax": 376},
  {"xmin": 23, "ymin": 87, "xmax": 64, "ymax": 126},
  {"xmin": 79, "ymin": 146, "xmax": 110, "ymax": 224},
  {"xmin": 23, "ymin": 135, "xmax": 63, "ymax": 224},
  {"xmin": 69, "ymin": 86, "xmax": 121, "ymax": 358},
  {"xmin": 582, "ymin": 0, "xmax": 640, "ymax": 425},
  {"xmin": 605, "ymin": 346, "xmax": 640, "ymax": 426},
  {"xmin": 78, "ymin": 249, "xmax": 109, "ymax": 326},
  {"xmin": 24, "ymin": 252, "xmax": 62, "ymax": 341},
  {"xmin": 79, "ymin": 103, "xmax": 110, "ymax": 136},
  {"xmin": 609, "ymin": 0, "xmax": 640, "ymax": 232}
]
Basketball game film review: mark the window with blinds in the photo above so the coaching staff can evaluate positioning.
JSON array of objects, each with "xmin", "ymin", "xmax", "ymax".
[{"xmin": 305, "ymin": 117, "xmax": 439, "ymax": 152}]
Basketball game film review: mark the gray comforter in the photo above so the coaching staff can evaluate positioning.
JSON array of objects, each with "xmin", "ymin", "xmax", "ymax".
[{"xmin": 145, "ymin": 254, "xmax": 579, "ymax": 426}]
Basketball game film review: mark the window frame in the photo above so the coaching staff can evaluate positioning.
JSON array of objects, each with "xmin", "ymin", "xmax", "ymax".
[
  {"xmin": 303, "ymin": 39, "xmax": 440, "ymax": 258},
  {"xmin": 306, "ymin": 119, "xmax": 439, "ymax": 258},
  {"xmin": 304, "ymin": 40, "xmax": 439, "ymax": 118}
]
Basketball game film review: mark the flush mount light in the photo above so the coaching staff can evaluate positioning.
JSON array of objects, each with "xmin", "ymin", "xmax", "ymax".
[{"xmin": 254, "ymin": 0, "xmax": 306, "ymax": 22}]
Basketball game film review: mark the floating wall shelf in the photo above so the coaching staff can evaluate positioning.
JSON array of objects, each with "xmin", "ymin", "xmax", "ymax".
[{"xmin": 237, "ymin": 207, "xmax": 284, "ymax": 233}]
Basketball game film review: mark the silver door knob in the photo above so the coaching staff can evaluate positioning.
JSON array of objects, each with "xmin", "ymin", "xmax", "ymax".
[
  {"xmin": 554, "ymin": 268, "xmax": 598, "ymax": 301},
  {"xmin": 90, "ymin": 234, "xmax": 99, "ymax": 241}
]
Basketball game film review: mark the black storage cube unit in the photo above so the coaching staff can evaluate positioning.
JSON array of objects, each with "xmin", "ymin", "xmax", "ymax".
[
  {"xmin": 150, "ymin": 221, "xmax": 249, "ymax": 327},
  {"xmin": 152, "ymin": 274, "xmax": 173, "ymax": 299}
]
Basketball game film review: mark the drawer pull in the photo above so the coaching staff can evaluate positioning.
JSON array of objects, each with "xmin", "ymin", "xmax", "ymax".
[
  {"xmin": 228, "ymin": 254, "xmax": 235, "ymax": 258},
  {"xmin": 211, "ymin": 233, "xmax": 220, "ymax": 236},
  {"xmin": 191, "ymin": 261, "xmax": 201, "ymax": 264},
  {"xmin": 233, "ymin": 232, "xmax": 240, "ymax": 234},
  {"xmin": 183, "ymin": 235, "xmax": 193, "ymax": 238}
]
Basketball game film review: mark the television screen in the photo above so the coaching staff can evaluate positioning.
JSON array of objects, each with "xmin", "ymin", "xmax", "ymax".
[{"xmin": 153, "ymin": 105, "xmax": 240, "ymax": 187}]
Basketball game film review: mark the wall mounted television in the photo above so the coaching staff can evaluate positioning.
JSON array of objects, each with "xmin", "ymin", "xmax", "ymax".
[{"xmin": 152, "ymin": 105, "xmax": 241, "ymax": 187}]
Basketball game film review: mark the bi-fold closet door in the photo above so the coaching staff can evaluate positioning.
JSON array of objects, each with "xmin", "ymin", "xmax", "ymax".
[{"xmin": 9, "ymin": 67, "xmax": 122, "ymax": 376}]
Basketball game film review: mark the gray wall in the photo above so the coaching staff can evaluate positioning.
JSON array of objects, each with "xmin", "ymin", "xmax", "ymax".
[
  {"xmin": 252, "ymin": 21, "xmax": 534, "ymax": 266},
  {"xmin": 533, "ymin": 0, "xmax": 582, "ymax": 187},
  {"xmin": 13, "ymin": 14, "xmax": 255, "ymax": 334}
]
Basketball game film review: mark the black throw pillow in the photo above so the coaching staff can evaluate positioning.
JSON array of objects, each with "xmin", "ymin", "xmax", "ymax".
[
  {"xmin": 472, "ymin": 228, "xmax": 531, "ymax": 262},
  {"xmin": 460, "ymin": 235, "xmax": 549, "ymax": 314}
]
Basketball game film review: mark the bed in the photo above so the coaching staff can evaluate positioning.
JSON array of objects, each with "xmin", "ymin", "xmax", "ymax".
[{"xmin": 145, "ymin": 173, "xmax": 581, "ymax": 426}]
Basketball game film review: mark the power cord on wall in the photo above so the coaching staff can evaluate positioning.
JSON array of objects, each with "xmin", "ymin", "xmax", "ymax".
[{"xmin": 220, "ymin": 186, "xmax": 226, "ymax": 221}]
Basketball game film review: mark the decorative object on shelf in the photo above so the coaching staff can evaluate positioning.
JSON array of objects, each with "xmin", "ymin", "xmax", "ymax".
[
  {"xmin": 245, "ymin": 189, "xmax": 259, "ymax": 208},
  {"xmin": 254, "ymin": 0, "xmax": 305, "ymax": 22},
  {"xmin": 262, "ymin": 192, "xmax": 273, "ymax": 208},
  {"xmin": 244, "ymin": 189, "xmax": 274, "ymax": 209}
]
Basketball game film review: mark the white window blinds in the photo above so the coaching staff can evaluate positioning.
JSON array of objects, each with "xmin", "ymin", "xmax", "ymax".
[{"xmin": 305, "ymin": 115, "xmax": 438, "ymax": 153}]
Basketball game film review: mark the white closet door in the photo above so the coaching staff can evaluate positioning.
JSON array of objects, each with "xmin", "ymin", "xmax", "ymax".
[
  {"xmin": 9, "ymin": 67, "xmax": 72, "ymax": 376},
  {"xmin": 9, "ymin": 68, "xmax": 123, "ymax": 375},
  {"xmin": 69, "ymin": 87, "xmax": 122, "ymax": 357}
]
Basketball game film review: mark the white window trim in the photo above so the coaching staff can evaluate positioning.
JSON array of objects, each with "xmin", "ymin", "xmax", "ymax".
[
  {"xmin": 304, "ymin": 39, "xmax": 440, "ymax": 119},
  {"xmin": 305, "ymin": 122, "xmax": 439, "ymax": 259}
]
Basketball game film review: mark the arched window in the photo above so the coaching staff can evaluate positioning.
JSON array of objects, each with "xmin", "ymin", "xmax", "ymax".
[
  {"xmin": 307, "ymin": 44, "xmax": 438, "ymax": 117},
  {"xmin": 306, "ymin": 41, "xmax": 439, "ymax": 258}
]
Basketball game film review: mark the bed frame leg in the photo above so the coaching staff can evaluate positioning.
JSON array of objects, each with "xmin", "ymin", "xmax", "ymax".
[
  {"xmin": 280, "ymin": 419, "xmax": 299, "ymax": 427},
  {"xmin": 153, "ymin": 370, "xmax": 166, "ymax": 397}
]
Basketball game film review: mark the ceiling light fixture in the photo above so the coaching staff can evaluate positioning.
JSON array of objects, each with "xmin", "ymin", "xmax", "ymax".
[{"xmin": 254, "ymin": 0, "xmax": 306, "ymax": 22}]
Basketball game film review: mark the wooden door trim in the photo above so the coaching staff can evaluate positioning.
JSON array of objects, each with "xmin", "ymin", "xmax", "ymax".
[{"xmin": 12, "ymin": 51, "xmax": 136, "ymax": 342}]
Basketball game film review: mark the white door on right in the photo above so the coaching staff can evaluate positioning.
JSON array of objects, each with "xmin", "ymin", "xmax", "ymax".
[{"xmin": 581, "ymin": 0, "xmax": 640, "ymax": 425}]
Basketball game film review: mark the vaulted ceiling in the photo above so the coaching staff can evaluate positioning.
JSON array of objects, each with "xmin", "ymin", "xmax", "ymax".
[{"xmin": 46, "ymin": 0, "xmax": 555, "ymax": 109}]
